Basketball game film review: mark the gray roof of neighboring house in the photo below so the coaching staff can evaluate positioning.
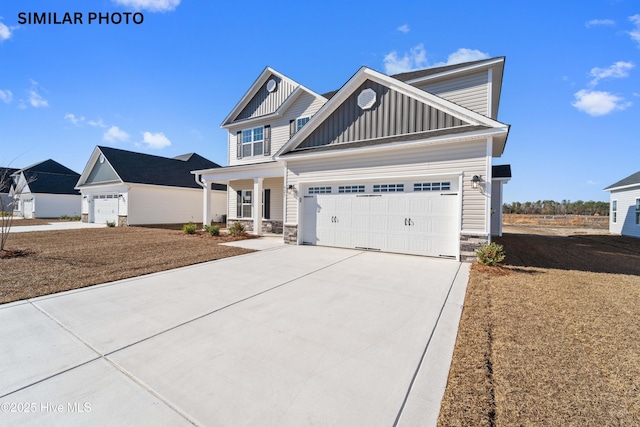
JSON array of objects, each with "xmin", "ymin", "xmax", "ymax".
[
  {"xmin": 12, "ymin": 160, "xmax": 80, "ymax": 195},
  {"xmin": 280, "ymin": 125, "xmax": 491, "ymax": 156},
  {"xmin": 604, "ymin": 170, "xmax": 640, "ymax": 190},
  {"xmin": 492, "ymin": 164, "xmax": 512, "ymax": 179},
  {"xmin": 0, "ymin": 167, "xmax": 19, "ymax": 193},
  {"xmin": 96, "ymin": 146, "xmax": 226, "ymax": 191}
]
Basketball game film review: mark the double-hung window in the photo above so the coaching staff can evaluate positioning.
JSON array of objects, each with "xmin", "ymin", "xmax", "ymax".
[
  {"xmin": 612, "ymin": 200, "xmax": 617, "ymax": 223},
  {"xmin": 636, "ymin": 198, "xmax": 640, "ymax": 225},
  {"xmin": 237, "ymin": 190, "xmax": 252, "ymax": 218},
  {"xmin": 242, "ymin": 127, "xmax": 264, "ymax": 157}
]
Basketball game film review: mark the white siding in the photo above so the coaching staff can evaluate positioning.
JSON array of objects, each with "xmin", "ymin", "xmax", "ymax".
[
  {"xmin": 491, "ymin": 181, "xmax": 503, "ymax": 236},
  {"xmin": 285, "ymin": 139, "xmax": 489, "ymax": 234},
  {"xmin": 25, "ymin": 194, "xmax": 81, "ymax": 218},
  {"xmin": 417, "ymin": 71, "xmax": 489, "ymax": 117},
  {"xmin": 610, "ymin": 187, "xmax": 640, "ymax": 237},
  {"xmin": 228, "ymin": 92, "xmax": 326, "ymax": 167},
  {"xmin": 127, "ymin": 185, "xmax": 224, "ymax": 225}
]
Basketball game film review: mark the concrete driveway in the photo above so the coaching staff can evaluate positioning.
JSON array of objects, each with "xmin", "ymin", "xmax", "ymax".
[{"xmin": 0, "ymin": 244, "xmax": 469, "ymax": 426}]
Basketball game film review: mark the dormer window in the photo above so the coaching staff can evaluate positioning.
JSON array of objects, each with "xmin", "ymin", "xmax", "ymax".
[
  {"xmin": 296, "ymin": 117, "xmax": 310, "ymax": 132},
  {"xmin": 242, "ymin": 127, "xmax": 264, "ymax": 157}
]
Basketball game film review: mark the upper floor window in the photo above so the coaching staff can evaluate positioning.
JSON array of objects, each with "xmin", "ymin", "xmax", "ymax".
[
  {"xmin": 296, "ymin": 117, "xmax": 310, "ymax": 132},
  {"xmin": 242, "ymin": 127, "xmax": 263, "ymax": 157},
  {"xmin": 612, "ymin": 200, "xmax": 617, "ymax": 223}
]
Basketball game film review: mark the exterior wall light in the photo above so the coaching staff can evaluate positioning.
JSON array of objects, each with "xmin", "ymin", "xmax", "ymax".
[
  {"xmin": 287, "ymin": 184, "xmax": 295, "ymax": 194},
  {"xmin": 472, "ymin": 175, "xmax": 481, "ymax": 189}
]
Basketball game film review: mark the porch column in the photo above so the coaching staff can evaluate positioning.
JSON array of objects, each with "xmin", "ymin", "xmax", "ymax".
[
  {"xmin": 202, "ymin": 180, "xmax": 211, "ymax": 227},
  {"xmin": 253, "ymin": 177, "xmax": 263, "ymax": 235}
]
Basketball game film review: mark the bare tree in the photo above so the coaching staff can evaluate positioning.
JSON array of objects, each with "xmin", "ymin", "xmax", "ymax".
[{"xmin": 0, "ymin": 168, "xmax": 34, "ymax": 252}]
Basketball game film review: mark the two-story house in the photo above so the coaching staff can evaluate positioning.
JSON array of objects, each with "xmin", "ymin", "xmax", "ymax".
[{"xmin": 193, "ymin": 57, "xmax": 511, "ymax": 261}]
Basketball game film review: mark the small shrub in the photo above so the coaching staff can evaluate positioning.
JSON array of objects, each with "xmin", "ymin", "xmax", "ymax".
[
  {"xmin": 228, "ymin": 221, "xmax": 246, "ymax": 236},
  {"xmin": 106, "ymin": 220, "xmax": 116, "ymax": 228},
  {"xmin": 204, "ymin": 224, "xmax": 220, "ymax": 236},
  {"xmin": 476, "ymin": 242, "xmax": 506, "ymax": 266},
  {"xmin": 72, "ymin": 215, "xmax": 81, "ymax": 221},
  {"xmin": 59, "ymin": 215, "xmax": 70, "ymax": 220},
  {"xmin": 182, "ymin": 222, "xmax": 197, "ymax": 235}
]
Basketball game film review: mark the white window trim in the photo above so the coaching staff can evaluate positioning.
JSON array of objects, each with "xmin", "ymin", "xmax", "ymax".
[
  {"xmin": 296, "ymin": 116, "xmax": 310, "ymax": 132},
  {"xmin": 241, "ymin": 189, "xmax": 252, "ymax": 218},
  {"xmin": 241, "ymin": 127, "xmax": 264, "ymax": 157}
]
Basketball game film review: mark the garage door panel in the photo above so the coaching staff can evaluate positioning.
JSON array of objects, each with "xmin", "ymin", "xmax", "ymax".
[
  {"xmin": 302, "ymin": 185, "xmax": 459, "ymax": 258},
  {"xmin": 93, "ymin": 195, "xmax": 118, "ymax": 224}
]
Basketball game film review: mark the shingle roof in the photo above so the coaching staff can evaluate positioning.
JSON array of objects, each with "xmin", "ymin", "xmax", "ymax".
[
  {"xmin": 492, "ymin": 164, "xmax": 512, "ymax": 179},
  {"xmin": 604, "ymin": 170, "xmax": 640, "ymax": 190},
  {"xmin": 0, "ymin": 167, "xmax": 18, "ymax": 193},
  {"xmin": 13, "ymin": 160, "xmax": 80, "ymax": 195},
  {"xmin": 97, "ymin": 146, "xmax": 226, "ymax": 190}
]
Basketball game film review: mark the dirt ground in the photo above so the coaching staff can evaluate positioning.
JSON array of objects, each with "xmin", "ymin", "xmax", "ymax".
[
  {"xmin": 438, "ymin": 228, "xmax": 640, "ymax": 426},
  {"xmin": 0, "ymin": 227, "xmax": 254, "ymax": 304}
]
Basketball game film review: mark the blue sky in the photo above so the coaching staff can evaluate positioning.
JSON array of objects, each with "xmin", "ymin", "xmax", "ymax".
[{"xmin": 1, "ymin": 0, "xmax": 639, "ymax": 203}]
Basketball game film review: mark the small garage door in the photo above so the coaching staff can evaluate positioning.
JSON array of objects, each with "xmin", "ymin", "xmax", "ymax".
[
  {"xmin": 22, "ymin": 199, "xmax": 34, "ymax": 219},
  {"xmin": 301, "ymin": 182, "xmax": 459, "ymax": 258},
  {"xmin": 93, "ymin": 195, "xmax": 118, "ymax": 224}
]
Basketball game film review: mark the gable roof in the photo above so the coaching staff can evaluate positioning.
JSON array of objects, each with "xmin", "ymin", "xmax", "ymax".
[
  {"xmin": 221, "ymin": 67, "xmax": 326, "ymax": 128},
  {"xmin": 12, "ymin": 160, "xmax": 80, "ymax": 195},
  {"xmin": 390, "ymin": 56, "xmax": 505, "ymax": 83},
  {"xmin": 78, "ymin": 146, "xmax": 225, "ymax": 190},
  {"xmin": 276, "ymin": 65, "xmax": 509, "ymax": 158},
  {"xmin": 0, "ymin": 167, "xmax": 18, "ymax": 193},
  {"xmin": 604, "ymin": 170, "xmax": 640, "ymax": 191}
]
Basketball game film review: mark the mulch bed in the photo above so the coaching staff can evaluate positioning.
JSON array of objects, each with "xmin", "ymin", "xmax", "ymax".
[
  {"xmin": 438, "ymin": 232, "xmax": 640, "ymax": 426},
  {"xmin": 0, "ymin": 227, "xmax": 256, "ymax": 304}
]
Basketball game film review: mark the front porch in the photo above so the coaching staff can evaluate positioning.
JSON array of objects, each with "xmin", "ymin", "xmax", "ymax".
[{"xmin": 194, "ymin": 161, "xmax": 285, "ymax": 237}]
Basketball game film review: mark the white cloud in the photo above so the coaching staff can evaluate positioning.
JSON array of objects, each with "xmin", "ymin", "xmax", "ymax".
[
  {"xmin": 383, "ymin": 44, "xmax": 427, "ymax": 74},
  {"xmin": 26, "ymin": 80, "xmax": 48, "ymax": 108},
  {"xmin": 629, "ymin": 14, "xmax": 640, "ymax": 47},
  {"xmin": 572, "ymin": 89, "xmax": 631, "ymax": 116},
  {"xmin": 585, "ymin": 19, "xmax": 615, "ymax": 28},
  {"xmin": 397, "ymin": 24, "xmax": 410, "ymax": 33},
  {"xmin": 589, "ymin": 61, "xmax": 634, "ymax": 86},
  {"xmin": 0, "ymin": 89, "xmax": 12, "ymax": 103},
  {"xmin": 64, "ymin": 113, "xmax": 85, "ymax": 126},
  {"xmin": 0, "ymin": 21, "xmax": 14, "ymax": 42},
  {"xmin": 112, "ymin": 0, "xmax": 180, "ymax": 12},
  {"xmin": 103, "ymin": 126, "xmax": 130, "ymax": 143},
  {"xmin": 88, "ymin": 118, "xmax": 107, "ymax": 128},
  {"xmin": 436, "ymin": 48, "xmax": 490, "ymax": 67},
  {"xmin": 141, "ymin": 131, "xmax": 171, "ymax": 149}
]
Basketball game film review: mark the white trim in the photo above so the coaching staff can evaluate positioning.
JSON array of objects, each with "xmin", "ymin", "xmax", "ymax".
[
  {"xmin": 403, "ymin": 57, "xmax": 505, "ymax": 85},
  {"xmin": 75, "ymin": 146, "xmax": 124, "ymax": 189},
  {"xmin": 485, "ymin": 137, "xmax": 493, "ymax": 234},
  {"xmin": 194, "ymin": 161, "xmax": 283, "ymax": 182},
  {"xmin": 487, "ymin": 68, "xmax": 493, "ymax": 119},
  {"xmin": 605, "ymin": 183, "xmax": 640, "ymax": 192}
]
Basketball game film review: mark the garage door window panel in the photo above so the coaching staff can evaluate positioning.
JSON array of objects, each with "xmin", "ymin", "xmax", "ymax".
[{"xmin": 414, "ymin": 182, "xmax": 451, "ymax": 192}]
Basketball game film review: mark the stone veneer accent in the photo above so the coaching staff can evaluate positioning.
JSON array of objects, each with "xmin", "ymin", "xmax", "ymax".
[
  {"xmin": 284, "ymin": 225, "xmax": 298, "ymax": 244},
  {"xmin": 118, "ymin": 215, "xmax": 128, "ymax": 227},
  {"xmin": 81, "ymin": 213, "xmax": 88, "ymax": 223},
  {"xmin": 227, "ymin": 219, "xmax": 283, "ymax": 234},
  {"xmin": 459, "ymin": 234, "xmax": 488, "ymax": 262}
]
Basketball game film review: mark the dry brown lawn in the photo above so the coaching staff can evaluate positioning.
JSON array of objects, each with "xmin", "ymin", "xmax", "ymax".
[
  {"xmin": 0, "ymin": 227, "xmax": 254, "ymax": 304},
  {"xmin": 438, "ymin": 231, "xmax": 640, "ymax": 426}
]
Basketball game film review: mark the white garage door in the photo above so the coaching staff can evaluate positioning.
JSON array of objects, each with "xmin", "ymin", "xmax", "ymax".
[
  {"xmin": 22, "ymin": 199, "xmax": 34, "ymax": 219},
  {"xmin": 301, "ymin": 182, "xmax": 458, "ymax": 258},
  {"xmin": 93, "ymin": 195, "xmax": 118, "ymax": 224}
]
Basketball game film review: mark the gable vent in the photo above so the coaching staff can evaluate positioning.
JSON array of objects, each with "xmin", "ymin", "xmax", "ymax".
[
  {"xmin": 357, "ymin": 88, "xmax": 376, "ymax": 110},
  {"xmin": 266, "ymin": 79, "xmax": 277, "ymax": 93}
]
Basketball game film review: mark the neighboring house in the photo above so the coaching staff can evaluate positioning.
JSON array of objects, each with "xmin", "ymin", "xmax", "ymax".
[
  {"xmin": 0, "ymin": 167, "xmax": 19, "ymax": 212},
  {"xmin": 604, "ymin": 170, "xmax": 640, "ymax": 238},
  {"xmin": 75, "ymin": 146, "xmax": 227, "ymax": 225},
  {"xmin": 11, "ymin": 160, "xmax": 81, "ymax": 219},
  {"xmin": 193, "ymin": 57, "xmax": 512, "ymax": 261}
]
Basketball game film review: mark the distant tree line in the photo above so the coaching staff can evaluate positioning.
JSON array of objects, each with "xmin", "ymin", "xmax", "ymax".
[{"xmin": 503, "ymin": 200, "xmax": 610, "ymax": 216}]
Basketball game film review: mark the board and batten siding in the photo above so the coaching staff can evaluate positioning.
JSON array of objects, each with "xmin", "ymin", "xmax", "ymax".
[
  {"xmin": 417, "ymin": 71, "xmax": 489, "ymax": 117},
  {"xmin": 234, "ymin": 75, "xmax": 296, "ymax": 122},
  {"xmin": 285, "ymin": 139, "xmax": 489, "ymax": 233},
  {"xmin": 298, "ymin": 80, "xmax": 469, "ymax": 150},
  {"xmin": 227, "ymin": 177, "xmax": 284, "ymax": 221},
  {"xmin": 228, "ymin": 92, "xmax": 326, "ymax": 167},
  {"xmin": 609, "ymin": 187, "xmax": 640, "ymax": 237}
]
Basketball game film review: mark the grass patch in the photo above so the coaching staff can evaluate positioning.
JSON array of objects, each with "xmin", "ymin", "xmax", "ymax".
[
  {"xmin": 0, "ymin": 227, "xmax": 255, "ymax": 304},
  {"xmin": 439, "ymin": 232, "xmax": 640, "ymax": 426}
]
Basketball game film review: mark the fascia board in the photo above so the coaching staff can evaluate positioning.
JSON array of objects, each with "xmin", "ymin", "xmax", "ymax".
[
  {"xmin": 404, "ymin": 57, "xmax": 505, "ymax": 85},
  {"xmin": 604, "ymin": 183, "xmax": 640, "ymax": 192},
  {"xmin": 282, "ymin": 127, "xmax": 508, "ymax": 162}
]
